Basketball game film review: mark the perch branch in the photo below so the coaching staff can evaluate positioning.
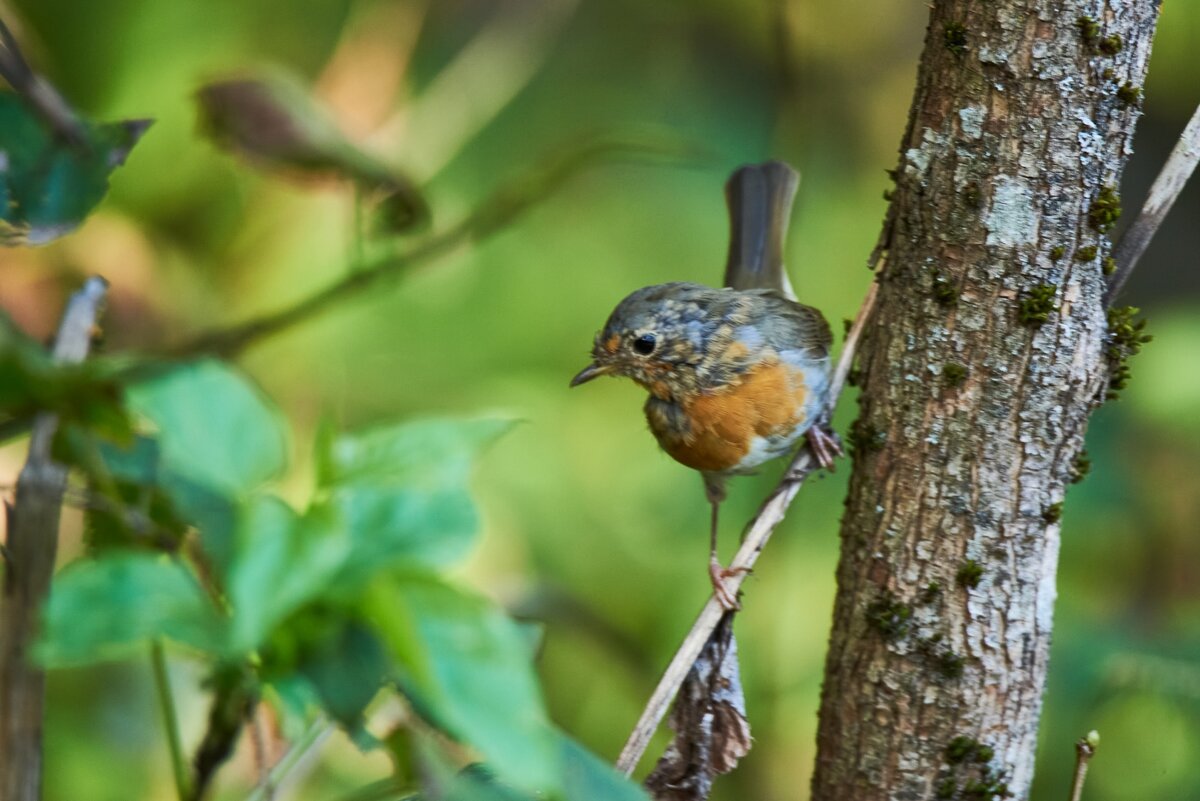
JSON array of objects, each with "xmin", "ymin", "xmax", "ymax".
[
  {"xmin": 1106, "ymin": 101, "xmax": 1200, "ymax": 304},
  {"xmin": 0, "ymin": 276, "xmax": 108, "ymax": 801},
  {"xmin": 161, "ymin": 132, "xmax": 701, "ymax": 361},
  {"xmin": 615, "ymin": 276, "xmax": 880, "ymax": 776}
]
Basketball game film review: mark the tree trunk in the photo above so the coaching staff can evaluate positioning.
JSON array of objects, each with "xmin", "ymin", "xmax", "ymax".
[{"xmin": 810, "ymin": 2, "xmax": 1160, "ymax": 799}]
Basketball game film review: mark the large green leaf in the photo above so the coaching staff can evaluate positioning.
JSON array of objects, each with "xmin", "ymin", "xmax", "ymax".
[
  {"xmin": 37, "ymin": 553, "xmax": 223, "ymax": 665},
  {"xmin": 323, "ymin": 484, "xmax": 479, "ymax": 579},
  {"xmin": 557, "ymin": 732, "xmax": 649, "ymax": 801},
  {"xmin": 366, "ymin": 576, "xmax": 560, "ymax": 794},
  {"xmin": 0, "ymin": 93, "xmax": 150, "ymax": 245},
  {"xmin": 127, "ymin": 360, "xmax": 287, "ymax": 495},
  {"xmin": 313, "ymin": 418, "xmax": 513, "ymax": 576},
  {"xmin": 225, "ymin": 496, "xmax": 347, "ymax": 654},
  {"xmin": 317, "ymin": 417, "xmax": 514, "ymax": 490}
]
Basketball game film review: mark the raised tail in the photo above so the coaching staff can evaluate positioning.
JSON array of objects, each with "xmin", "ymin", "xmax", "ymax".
[{"xmin": 721, "ymin": 161, "xmax": 799, "ymax": 299}]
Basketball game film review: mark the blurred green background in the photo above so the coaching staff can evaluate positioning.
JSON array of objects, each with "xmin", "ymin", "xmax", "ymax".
[{"xmin": 1, "ymin": 0, "xmax": 1198, "ymax": 799}]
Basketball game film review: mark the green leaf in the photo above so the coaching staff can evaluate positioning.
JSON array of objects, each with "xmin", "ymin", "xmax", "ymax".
[
  {"xmin": 0, "ymin": 93, "xmax": 150, "ymax": 245},
  {"xmin": 366, "ymin": 576, "xmax": 560, "ymax": 794},
  {"xmin": 127, "ymin": 360, "xmax": 287, "ymax": 495},
  {"xmin": 225, "ymin": 496, "xmax": 347, "ymax": 654},
  {"xmin": 317, "ymin": 417, "xmax": 514, "ymax": 489},
  {"xmin": 557, "ymin": 732, "xmax": 649, "ymax": 801},
  {"xmin": 324, "ymin": 484, "xmax": 479, "ymax": 578},
  {"xmin": 314, "ymin": 417, "xmax": 515, "ymax": 576},
  {"xmin": 296, "ymin": 620, "xmax": 388, "ymax": 737},
  {"xmin": 37, "ymin": 553, "xmax": 223, "ymax": 666}
]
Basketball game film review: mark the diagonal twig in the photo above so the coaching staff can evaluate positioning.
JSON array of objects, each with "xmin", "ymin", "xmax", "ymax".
[
  {"xmin": 0, "ymin": 276, "xmax": 109, "ymax": 801},
  {"xmin": 615, "ymin": 276, "xmax": 880, "ymax": 777},
  {"xmin": 1106, "ymin": 101, "xmax": 1200, "ymax": 304}
]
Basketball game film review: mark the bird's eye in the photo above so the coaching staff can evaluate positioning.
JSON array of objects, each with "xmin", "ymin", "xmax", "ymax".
[{"xmin": 633, "ymin": 333, "xmax": 657, "ymax": 355}]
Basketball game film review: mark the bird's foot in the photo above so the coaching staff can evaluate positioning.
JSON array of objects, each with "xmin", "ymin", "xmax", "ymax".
[
  {"xmin": 806, "ymin": 425, "xmax": 844, "ymax": 472},
  {"xmin": 709, "ymin": 558, "xmax": 749, "ymax": 611}
]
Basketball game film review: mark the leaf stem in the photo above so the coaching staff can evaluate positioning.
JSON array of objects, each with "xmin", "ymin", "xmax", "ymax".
[{"xmin": 151, "ymin": 640, "xmax": 191, "ymax": 801}]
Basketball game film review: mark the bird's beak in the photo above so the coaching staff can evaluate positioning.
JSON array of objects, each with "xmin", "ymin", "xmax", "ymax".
[{"xmin": 570, "ymin": 362, "xmax": 611, "ymax": 387}]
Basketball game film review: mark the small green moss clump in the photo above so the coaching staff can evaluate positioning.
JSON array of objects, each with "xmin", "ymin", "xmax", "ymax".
[
  {"xmin": 1049, "ymin": 245, "xmax": 1065, "ymax": 260},
  {"xmin": 933, "ymin": 273, "xmax": 958, "ymax": 307},
  {"xmin": 1019, "ymin": 284, "xmax": 1059, "ymax": 327},
  {"xmin": 921, "ymin": 582, "xmax": 943, "ymax": 603},
  {"xmin": 1075, "ymin": 245, "xmax": 1098, "ymax": 262},
  {"xmin": 942, "ymin": 736, "xmax": 1011, "ymax": 799},
  {"xmin": 1103, "ymin": 255, "xmax": 1117, "ymax": 275},
  {"xmin": 946, "ymin": 736, "xmax": 981, "ymax": 764},
  {"xmin": 1070, "ymin": 450, "xmax": 1092, "ymax": 484},
  {"xmin": 933, "ymin": 650, "xmax": 966, "ymax": 679},
  {"xmin": 1102, "ymin": 67, "xmax": 1116, "ymax": 81},
  {"xmin": 1105, "ymin": 306, "xmax": 1153, "ymax": 400},
  {"xmin": 1043, "ymin": 502, "xmax": 1063, "ymax": 524},
  {"xmin": 1089, "ymin": 185, "xmax": 1122, "ymax": 232},
  {"xmin": 956, "ymin": 560, "xmax": 983, "ymax": 589},
  {"xmin": 1075, "ymin": 16, "xmax": 1100, "ymax": 47},
  {"xmin": 963, "ymin": 182, "xmax": 981, "ymax": 208},
  {"xmin": 1099, "ymin": 33, "xmax": 1123, "ymax": 55},
  {"xmin": 944, "ymin": 22, "xmax": 968, "ymax": 56},
  {"xmin": 883, "ymin": 188, "xmax": 895, "ymax": 201},
  {"xmin": 865, "ymin": 592, "xmax": 913, "ymax": 641},
  {"xmin": 1117, "ymin": 82, "xmax": 1143, "ymax": 106},
  {"xmin": 848, "ymin": 418, "xmax": 887, "ymax": 456},
  {"xmin": 943, "ymin": 363, "xmax": 968, "ymax": 387}
]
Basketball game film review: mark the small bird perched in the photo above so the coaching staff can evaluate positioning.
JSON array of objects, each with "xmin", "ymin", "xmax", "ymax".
[{"xmin": 570, "ymin": 161, "xmax": 839, "ymax": 610}]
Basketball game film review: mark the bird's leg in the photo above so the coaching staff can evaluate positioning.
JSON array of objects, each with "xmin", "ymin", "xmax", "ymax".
[
  {"xmin": 806, "ymin": 424, "xmax": 843, "ymax": 472},
  {"xmin": 704, "ymin": 476, "xmax": 746, "ymax": 611}
]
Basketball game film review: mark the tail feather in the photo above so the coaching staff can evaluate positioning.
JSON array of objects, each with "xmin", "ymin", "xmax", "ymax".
[{"xmin": 721, "ymin": 161, "xmax": 799, "ymax": 299}]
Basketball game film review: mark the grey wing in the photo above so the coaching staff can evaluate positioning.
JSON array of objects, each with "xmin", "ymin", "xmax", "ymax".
[{"xmin": 747, "ymin": 291, "xmax": 832, "ymax": 361}]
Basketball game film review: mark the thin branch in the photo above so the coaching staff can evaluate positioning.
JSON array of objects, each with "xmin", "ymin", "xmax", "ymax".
[
  {"xmin": 1068, "ymin": 731, "xmax": 1099, "ymax": 801},
  {"xmin": 152, "ymin": 640, "xmax": 191, "ymax": 801},
  {"xmin": 160, "ymin": 132, "xmax": 703, "ymax": 361},
  {"xmin": 615, "ymin": 276, "xmax": 880, "ymax": 777},
  {"xmin": 1106, "ymin": 101, "xmax": 1200, "ymax": 304},
  {"xmin": 0, "ymin": 276, "xmax": 109, "ymax": 801}
]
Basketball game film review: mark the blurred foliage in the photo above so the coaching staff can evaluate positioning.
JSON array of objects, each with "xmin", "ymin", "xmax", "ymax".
[
  {"xmin": 0, "ymin": 0, "xmax": 1197, "ymax": 800},
  {"xmin": 0, "ymin": 93, "xmax": 149, "ymax": 246}
]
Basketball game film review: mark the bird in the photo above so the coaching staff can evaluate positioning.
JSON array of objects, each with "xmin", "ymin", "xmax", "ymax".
[{"xmin": 569, "ymin": 161, "xmax": 839, "ymax": 610}]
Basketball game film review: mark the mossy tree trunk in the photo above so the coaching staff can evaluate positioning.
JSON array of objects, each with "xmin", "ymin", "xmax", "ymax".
[{"xmin": 810, "ymin": 2, "xmax": 1159, "ymax": 799}]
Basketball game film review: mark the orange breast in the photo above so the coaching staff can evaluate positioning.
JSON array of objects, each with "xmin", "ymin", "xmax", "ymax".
[{"xmin": 651, "ymin": 359, "xmax": 809, "ymax": 473}]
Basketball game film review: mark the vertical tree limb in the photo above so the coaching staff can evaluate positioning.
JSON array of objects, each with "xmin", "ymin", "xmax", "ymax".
[
  {"xmin": 810, "ymin": 2, "xmax": 1159, "ymax": 798},
  {"xmin": 0, "ymin": 276, "xmax": 109, "ymax": 801}
]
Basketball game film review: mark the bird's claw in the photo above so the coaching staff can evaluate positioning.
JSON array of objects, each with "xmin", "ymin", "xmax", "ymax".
[
  {"xmin": 709, "ymin": 559, "xmax": 749, "ymax": 611},
  {"xmin": 806, "ymin": 425, "xmax": 843, "ymax": 472}
]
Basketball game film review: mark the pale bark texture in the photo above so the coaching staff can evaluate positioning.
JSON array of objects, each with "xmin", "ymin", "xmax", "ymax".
[{"xmin": 811, "ymin": 2, "xmax": 1159, "ymax": 800}]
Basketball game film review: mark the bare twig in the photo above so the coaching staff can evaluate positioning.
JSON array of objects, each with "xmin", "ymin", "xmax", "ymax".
[
  {"xmin": 1068, "ymin": 731, "xmax": 1099, "ymax": 801},
  {"xmin": 161, "ymin": 132, "xmax": 702, "ymax": 361},
  {"xmin": 0, "ymin": 276, "xmax": 109, "ymax": 801},
  {"xmin": 1106, "ymin": 102, "xmax": 1200, "ymax": 304},
  {"xmin": 615, "ymin": 277, "xmax": 880, "ymax": 776}
]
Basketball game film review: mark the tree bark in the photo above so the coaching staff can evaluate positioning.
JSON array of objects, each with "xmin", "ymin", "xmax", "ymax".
[
  {"xmin": 811, "ymin": 2, "xmax": 1159, "ymax": 799},
  {"xmin": 1, "ymin": 278, "xmax": 108, "ymax": 801}
]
